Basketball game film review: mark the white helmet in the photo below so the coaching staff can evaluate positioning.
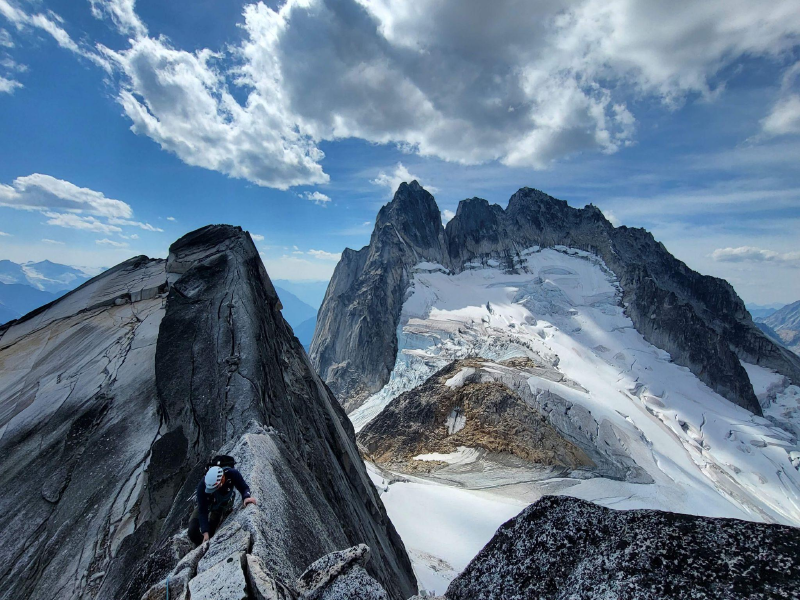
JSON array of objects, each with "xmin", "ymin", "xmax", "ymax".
[{"xmin": 205, "ymin": 466, "xmax": 224, "ymax": 493}]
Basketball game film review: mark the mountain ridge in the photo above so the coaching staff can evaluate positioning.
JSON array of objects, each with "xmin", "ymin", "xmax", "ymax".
[{"xmin": 311, "ymin": 182, "xmax": 800, "ymax": 416}]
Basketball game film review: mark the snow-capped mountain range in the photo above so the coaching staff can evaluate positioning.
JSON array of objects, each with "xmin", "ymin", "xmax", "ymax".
[{"xmin": 311, "ymin": 182, "xmax": 800, "ymax": 593}]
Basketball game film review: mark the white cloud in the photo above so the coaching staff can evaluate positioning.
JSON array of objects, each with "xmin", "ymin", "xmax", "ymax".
[
  {"xmin": 762, "ymin": 95, "xmax": 800, "ymax": 137},
  {"xmin": 372, "ymin": 162, "xmax": 433, "ymax": 197},
  {"xmin": 307, "ymin": 249, "xmax": 341, "ymax": 260},
  {"xmin": 441, "ymin": 209, "xmax": 455, "ymax": 224},
  {"xmin": 0, "ymin": 0, "xmax": 110, "ymax": 70},
  {"xmin": 251, "ymin": 233, "xmax": 265, "ymax": 241},
  {"xmin": 166, "ymin": 216, "xmax": 176, "ymax": 221},
  {"xmin": 107, "ymin": 217, "xmax": 163, "ymax": 232},
  {"xmin": 43, "ymin": 212, "xmax": 122, "ymax": 234},
  {"xmin": 711, "ymin": 246, "xmax": 800, "ymax": 265},
  {"xmin": 101, "ymin": 35, "xmax": 328, "ymax": 190},
  {"xmin": 96, "ymin": 238, "xmax": 129, "ymax": 247},
  {"xmin": 602, "ymin": 209, "xmax": 621, "ymax": 227},
  {"xmin": 0, "ymin": 74, "xmax": 21, "ymax": 93},
  {"xmin": 42, "ymin": 238, "xmax": 64, "ymax": 245},
  {"xmin": 9, "ymin": 0, "xmax": 800, "ymax": 187},
  {"xmin": 0, "ymin": 27, "xmax": 12, "ymax": 47},
  {"xmin": 0, "ymin": 173, "xmax": 132, "ymax": 217},
  {"xmin": 761, "ymin": 62, "xmax": 800, "ymax": 137},
  {"xmin": 303, "ymin": 191, "xmax": 331, "ymax": 206},
  {"xmin": 89, "ymin": 0, "xmax": 147, "ymax": 38},
  {"xmin": 0, "ymin": 230, "xmax": 10, "ymax": 236}
]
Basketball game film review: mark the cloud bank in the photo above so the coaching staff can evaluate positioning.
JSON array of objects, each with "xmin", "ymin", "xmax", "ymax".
[{"xmin": 76, "ymin": 0, "xmax": 800, "ymax": 189}]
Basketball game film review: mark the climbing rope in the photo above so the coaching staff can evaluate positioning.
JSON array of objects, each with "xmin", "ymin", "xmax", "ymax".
[{"xmin": 165, "ymin": 574, "xmax": 170, "ymax": 600}]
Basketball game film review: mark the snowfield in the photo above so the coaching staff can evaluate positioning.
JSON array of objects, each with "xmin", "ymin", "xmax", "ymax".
[{"xmin": 353, "ymin": 247, "xmax": 800, "ymax": 593}]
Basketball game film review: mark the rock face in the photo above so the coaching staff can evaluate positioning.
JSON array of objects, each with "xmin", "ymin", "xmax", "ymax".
[
  {"xmin": 310, "ymin": 182, "xmax": 446, "ymax": 412},
  {"xmin": 358, "ymin": 358, "xmax": 613, "ymax": 479},
  {"xmin": 0, "ymin": 225, "xmax": 416, "ymax": 600},
  {"xmin": 311, "ymin": 183, "xmax": 800, "ymax": 416},
  {"xmin": 445, "ymin": 495, "xmax": 800, "ymax": 600},
  {"xmin": 759, "ymin": 300, "xmax": 800, "ymax": 356}
]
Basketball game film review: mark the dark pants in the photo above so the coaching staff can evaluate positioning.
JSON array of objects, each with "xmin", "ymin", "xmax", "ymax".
[{"xmin": 187, "ymin": 506, "xmax": 226, "ymax": 546}]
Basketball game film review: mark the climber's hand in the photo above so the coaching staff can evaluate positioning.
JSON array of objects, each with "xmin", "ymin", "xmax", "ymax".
[
  {"xmin": 244, "ymin": 497, "xmax": 257, "ymax": 507},
  {"xmin": 202, "ymin": 532, "xmax": 210, "ymax": 543}
]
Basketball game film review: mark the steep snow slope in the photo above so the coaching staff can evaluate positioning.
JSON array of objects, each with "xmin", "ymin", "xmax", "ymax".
[{"xmin": 353, "ymin": 247, "xmax": 800, "ymax": 592}]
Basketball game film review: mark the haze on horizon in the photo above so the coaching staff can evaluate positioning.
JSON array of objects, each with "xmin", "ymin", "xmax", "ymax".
[{"xmin": 1, "ymin": 0, "xmax": 799, "ymax": 304}]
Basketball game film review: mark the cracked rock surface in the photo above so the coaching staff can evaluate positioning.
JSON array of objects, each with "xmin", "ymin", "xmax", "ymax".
[{"xmin": 0, "ymin": 225, "xmax": 416, "ymax": 600}]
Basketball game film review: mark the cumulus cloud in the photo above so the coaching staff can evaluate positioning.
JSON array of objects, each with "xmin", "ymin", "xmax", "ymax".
[
  {"xmin": 441, "ymin": 209, "xmax": 455, "ymax": 224},
  {"xmin": 251, "ymin": 233, "xmax": 265, "ymax": 241},
  {"xmin": 711, "ymin": 246, "xmax": 800, "ymax": 265},
  {"xmin": 307, "ymin": 249, "xmax": 341, "ymax": 260},
  {"xmin": 101, "ymin": 35, "xmax": 328, "ymax": 190},
  {"xmin": 10, "ymin": 0, "xmax": 800, "ymax": 188},
  {"xmin": 166, "ymin": 216, "xmax": 175, "ymax": 221},
  {"xmin": 372, "ymin": 163, "xmax": 434, "ymax": 197},
  {"xmin": 302, "ymin": 191, "xmax": 331, "ymax": 206},
  {"xmin": 0, "ymin": 230, "xmax": 10, "ymax": 236},
  {"xmin": 0, "ymin": 173, "xmax": 132, "ymax": 217}
]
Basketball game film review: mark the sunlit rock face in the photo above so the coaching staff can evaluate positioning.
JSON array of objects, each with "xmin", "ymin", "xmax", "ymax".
[
  {"xmin": 0, "ymin": 225, "xmax": 416, "ymax": 600},
  {"xmin": 311, "ymin": 182, "xmax": 800, "ymax": 416}
]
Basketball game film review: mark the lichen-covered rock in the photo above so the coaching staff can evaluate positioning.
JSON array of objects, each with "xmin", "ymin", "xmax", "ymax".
[
  {"xmin": 140, "ymin": 541, "xmax": 208, "ymax": 600},
  {"xmin": 188, "ymin": 552, "xmax": 248, "ymax": 600},
  {"xmin": 197, "ymin": 522, "xmax": 251, "ymax": 573},
  {"xmin": 245, "ymin": 554, "xmax": 297, "ymax": 600},
  {"xmin": 306, "ymin": 565, "xmax": 389, "ymax": 600},
  {"xmin": 296, "ymin": 544, "xmax": 370, "ymax": 595},
  {"xmin": 445, "ymin": 495, "xmax": 800, "ymax": 600}
]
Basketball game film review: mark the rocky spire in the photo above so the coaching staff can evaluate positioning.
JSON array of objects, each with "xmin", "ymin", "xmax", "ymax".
[
  {"xmin": 312, "ymin": 182, "xmax": 800, "ymax": 416},
  {"xmin": 310, "ymin": 182, "xmax": 447, "ymax": 412}
]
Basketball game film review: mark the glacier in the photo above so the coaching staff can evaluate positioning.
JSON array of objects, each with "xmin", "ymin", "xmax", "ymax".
[{"xmin": 351, "ymin": 246, "xmax": 800, "ymax": 593}]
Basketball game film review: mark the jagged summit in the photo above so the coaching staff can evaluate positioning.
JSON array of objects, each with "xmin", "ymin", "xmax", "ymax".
[
  {"xmin": 0, "ymin": 224, "xmax": 416, "ymax": 600},
  {"xmin": 312, "ymin": 181, "xmax": 800, "ymax": 415}
]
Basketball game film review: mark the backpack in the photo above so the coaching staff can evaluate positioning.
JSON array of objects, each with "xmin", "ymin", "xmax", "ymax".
[{"xmin": 207, "ymin": 454, "xmax": 236, "ymax": 469}]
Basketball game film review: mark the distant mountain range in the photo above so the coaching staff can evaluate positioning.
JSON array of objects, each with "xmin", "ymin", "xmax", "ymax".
[
  {"xmin": 0, "ymin": 260, "xmax": 322, "ymax": 347},
  {"xmin": 273, "ymin": 285, "xmax": 318, "ymax": 349},
  {"xmin": 0, "ymin": 259, "xmax": 95, "ymax": 293},
  {"xmin": 0, "ymin": 260, "xmax": 96, "ymax": 325},
  {"xmin": 758, "ymin": 301, "xmax": 800, "ymax": 356}
]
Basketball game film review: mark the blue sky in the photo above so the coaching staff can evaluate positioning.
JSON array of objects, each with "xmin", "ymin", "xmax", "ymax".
[{"xmin": 1, "ymin": 0, "xmax": 799, "ymax": 304}]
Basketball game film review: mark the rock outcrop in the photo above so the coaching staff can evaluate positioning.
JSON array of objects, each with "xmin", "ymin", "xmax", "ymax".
[
  {"xmin": 311, "ymin": 182, "xmax": 800, "ymax": 416},
  {"xmin": 445, "ymin": 495, "xmax": 800, "ymax": 600},
  {"xmin": 358, "ymin": 358, "xmax": 654, "ymax": 484},
  {"xmin": 0, "ymin": 225, "xmax": 416, "ymax": 600}
]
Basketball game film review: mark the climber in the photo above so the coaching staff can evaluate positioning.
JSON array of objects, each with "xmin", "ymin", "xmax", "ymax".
[{"xmin": 188, "ymin": 464, "xmax": 257, "ymax": 546}]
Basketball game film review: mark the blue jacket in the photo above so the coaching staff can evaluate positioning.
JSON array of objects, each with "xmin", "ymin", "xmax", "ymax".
[{"xmin": 196, "ymin": 467, "xmax": 251, "ymax": 533}]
